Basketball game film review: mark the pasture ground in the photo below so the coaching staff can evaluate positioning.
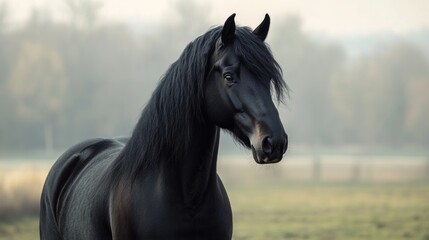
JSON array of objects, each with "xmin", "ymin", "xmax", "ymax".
[
  {"xmin": 1, "ymin": 182, "xmax": 428, "ymax": 240},
  {"xmin": 230, "ymin": 182, "xmax": 429, "ymax": 240}
]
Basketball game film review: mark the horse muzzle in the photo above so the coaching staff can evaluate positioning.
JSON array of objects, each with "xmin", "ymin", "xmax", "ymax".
[{"xmin": 251, "ymin": 133, "xmax": 288, "ymax": 164}]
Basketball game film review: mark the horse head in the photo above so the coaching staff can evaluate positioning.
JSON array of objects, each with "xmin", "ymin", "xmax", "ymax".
[{"xmin": 205, "ymin": 14, "xmax": 288, "ymax": 164}]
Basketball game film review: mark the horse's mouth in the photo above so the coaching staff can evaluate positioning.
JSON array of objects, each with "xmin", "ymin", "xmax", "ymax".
[{"xmin": 251, "ymin": 145, "xmax": 282, "ymax": 164}]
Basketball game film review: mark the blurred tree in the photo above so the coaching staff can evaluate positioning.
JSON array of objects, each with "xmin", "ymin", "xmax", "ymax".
[
  {"xmin": 332, "ymin": 42, "xmax": 429, "ymax": 147},
  {"xmin": 64, "ymin": 0, "xmax": 101, "ymax": 29},
  {"xmin": 391, "ymin": 43, "xmax": 429, "ymax": 146},
  {"xmin": 141, "ymin": 0, "xmax": 212, "ymax": 89},
  {"xmin": 0, "ymin": 1, "xmax": 9, "ymax": 84},
  {"xmin": 7, "ymin": 41, "xmax": 68, "ymax": 152},
  {"xmin": 271, "ymin": 16, "xmax": 345, "ymax": 146},
  {"xmin": 0, "ymin": 1, "xmax": 7, "ymax": 31},
  {"xmin": 0, "ymin": 1, "xmax": 9, "ymax": 150}
]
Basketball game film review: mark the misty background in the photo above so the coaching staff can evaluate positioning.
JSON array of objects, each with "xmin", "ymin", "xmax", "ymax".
[
  {"xmin": 0, "ymin": 1, "xmax": 428, "ymax": 239},
  {"xmin": 0, "ymin": 0, "xmax": 428, "ymax": 156}
]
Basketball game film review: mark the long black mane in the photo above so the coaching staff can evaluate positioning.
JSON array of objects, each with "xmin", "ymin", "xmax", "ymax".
[{"xmin": 112, "ymin": 26, "xmax": 287, "ymax": 176}]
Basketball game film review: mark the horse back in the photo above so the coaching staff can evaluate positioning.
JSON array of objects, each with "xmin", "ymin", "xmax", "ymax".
[{"xmin": 39, "ymin": 138, "xmax": 125, "ymax": 240}]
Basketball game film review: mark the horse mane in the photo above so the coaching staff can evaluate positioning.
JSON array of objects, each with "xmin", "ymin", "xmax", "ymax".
[{"xmin": 111, "ymin": 25, "xmax": 287, "ymax": 177}]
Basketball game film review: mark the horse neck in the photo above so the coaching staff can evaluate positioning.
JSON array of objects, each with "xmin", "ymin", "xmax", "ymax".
[
  {"xmin": 119, "ymin": 100, "xmax": 221, "ymax": 206},
  {"xmin": 171, "ymin": 124, "xmax": 220, "ymax": 206},
  {"xmin": 139, "ymin": 119, "xmax": 220, "ymax": 207}
]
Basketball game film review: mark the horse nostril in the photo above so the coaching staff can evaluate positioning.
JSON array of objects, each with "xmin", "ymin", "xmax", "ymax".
[{"xmin": 262, "ymin": 137, "xmax": 273, "ymax": 156}]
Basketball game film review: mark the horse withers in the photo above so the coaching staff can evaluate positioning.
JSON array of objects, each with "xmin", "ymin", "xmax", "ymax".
[{"xmin": 40, "ymin": 14, "xmax": 288, "ymax": 240}]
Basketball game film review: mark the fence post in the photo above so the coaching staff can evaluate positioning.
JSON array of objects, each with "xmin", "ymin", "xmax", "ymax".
[
  {"xmin": 350, "ymin": 158, "xmax": 361, "ymax": 183},
  {"xmin": 426, "ymin": 157, "xmax": 429, "ymax": 180},
  {"xmin": 313, "ymin": 155, "xmax": 321, "ymax": 182}
]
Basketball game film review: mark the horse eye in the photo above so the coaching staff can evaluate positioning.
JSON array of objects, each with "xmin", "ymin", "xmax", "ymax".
[{"xmin": 224, "ymin": 73, "xmax": 234, "ymax": 84}]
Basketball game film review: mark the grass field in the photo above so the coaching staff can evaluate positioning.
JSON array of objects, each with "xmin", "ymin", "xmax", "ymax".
[
  {"xmin": 229, "ymin": 182, "xmax": 429, "ymax": 240},
  {"xmin": 1, "ymin": 182, "xmax": 428, "ymax": 240}
]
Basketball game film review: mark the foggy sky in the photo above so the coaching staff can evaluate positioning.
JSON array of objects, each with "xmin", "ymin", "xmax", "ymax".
[{"xmin": 4, "ymin": 0, "xmax": 429, "ymax": 36}]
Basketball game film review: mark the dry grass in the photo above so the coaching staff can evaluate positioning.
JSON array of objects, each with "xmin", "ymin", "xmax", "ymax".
[
  {"xmin": 0, "ymin": 167, "xmax": 48, "ymax": 219},
  {"xmin": 229, "ymin": 182, "xmax": 429, "ymax": 240}
]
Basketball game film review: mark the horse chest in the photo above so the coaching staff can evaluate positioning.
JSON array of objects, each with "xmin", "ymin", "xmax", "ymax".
[
  {"xmin": 126, "ymin": 179, "xmax": 233, "ymax": 239},
  {"xmin": 135, "ymin": 204, "xmax": 232, "ymax": 239}
]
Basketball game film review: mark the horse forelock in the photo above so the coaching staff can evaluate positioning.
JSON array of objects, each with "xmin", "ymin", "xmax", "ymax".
[{"xmin": 233, "ymin": 27, "xmax": 288, "ymax": 102}]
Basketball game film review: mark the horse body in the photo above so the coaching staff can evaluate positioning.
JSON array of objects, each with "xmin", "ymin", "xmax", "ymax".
[
  {"xmin": 41, "ymin": 14, "xmax": 287, "ymax": 239},
  {"xmin": 41, "ymin": 129, "xmax": 231, "ymax": 239}
]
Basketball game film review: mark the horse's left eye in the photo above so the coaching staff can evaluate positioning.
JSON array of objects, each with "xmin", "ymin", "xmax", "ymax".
[{"xmin": 224, "ymin": 73, "xmax": 235, "ymax": 85}]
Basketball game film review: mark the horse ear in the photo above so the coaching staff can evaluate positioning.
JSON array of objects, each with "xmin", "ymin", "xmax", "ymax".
[
  {"xmin": 253, "ymin": 14, "xmax": 270, "ymax": 41},
  {"xmin": 222, "ymin": 13, "xmax": 236, "ymax": 45}
]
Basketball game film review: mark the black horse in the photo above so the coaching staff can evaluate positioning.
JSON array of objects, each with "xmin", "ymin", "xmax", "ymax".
[{"xmin": 40, "ymin": 14, "xmax": 288, "ymax": 240}]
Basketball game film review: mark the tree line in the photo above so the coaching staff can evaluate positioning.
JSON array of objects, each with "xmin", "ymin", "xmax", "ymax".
[{"xmin": 0, "ymin": 0, "xmax": 428, "ymax": 153}]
